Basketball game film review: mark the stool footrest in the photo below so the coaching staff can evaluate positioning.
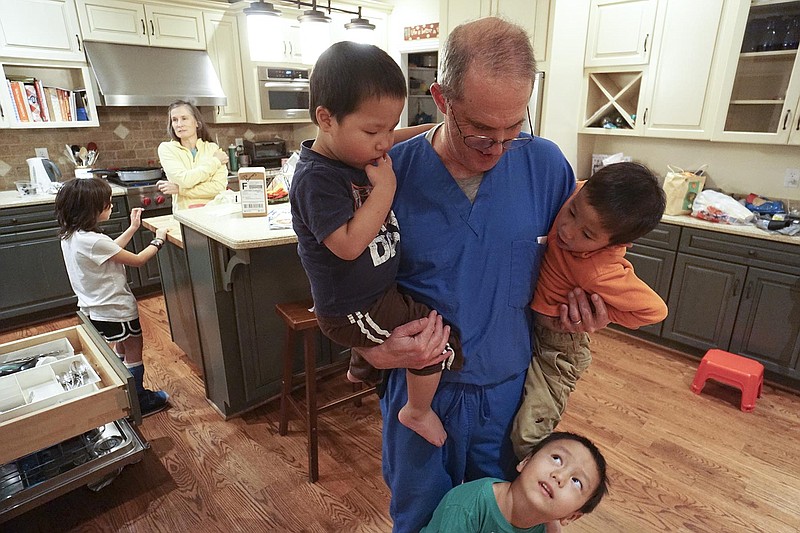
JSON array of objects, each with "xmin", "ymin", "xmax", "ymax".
[{"xmin": 319, "ymin": 386, "xmax": 377, "ymax": 413}]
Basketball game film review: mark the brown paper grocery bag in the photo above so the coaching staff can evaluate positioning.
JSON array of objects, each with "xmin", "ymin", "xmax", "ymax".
[{"xmin": 663, "ymin": 165, "xmax": 707, "ymax": 215}]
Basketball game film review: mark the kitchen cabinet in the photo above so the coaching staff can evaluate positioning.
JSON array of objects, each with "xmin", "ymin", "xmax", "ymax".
[
  {"xmin": 0, "ymin": 0, "xmax": 85, "ymax": 62},
  {"xmin": 75, "ymin": 0, "xmax": 206, "ymax": 50},
  {"xmin": 0, "ymin": 60, "xmax": 100, "ymax": 129},
  {"xmin": 203, "ymin": 10, "xmax": 246, "ymax": 124},
  {"xmin": 582, "ymin": 0, "xmax": 730, "ymax": 139},
  {"xmin": 622, "ymin": 222, "xmax": 679, "ymax": 336},
  {"xmin": 439, "ymin": 0, "xmax": 551, "ymax": 63},
  {"xmin": 0, "ymin": 195, "xmax": 160, "ymax": 331},
  {"xmin": 241, "ymin": 12, "xmax": 304, "ymax": 64},
  {"xmin": 713, "ymin": 0, "xmax": 800, "ymax": 144},
  {"xmin": 0, "ymin": 196, "xmax": 125, "ymax": 329},
  {"xmin": 407, "ymin": 52, "xmax": 438, "ymax": 127},
  {"xmin": 660, "ymin": 227, "xmax": 800, "ymax": 386},
  {"xmin": 584, "ymin": 0, "xmax": 657, "ymax": 67},
  {"xmin": 0, "ymin": 317, "xmax": 146, "ymax": 521}
]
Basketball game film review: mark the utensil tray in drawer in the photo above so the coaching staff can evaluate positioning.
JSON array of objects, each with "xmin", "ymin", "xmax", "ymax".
[{"xmin": 0, "ymin": 322, "xmax": 137, "ymax": 465}]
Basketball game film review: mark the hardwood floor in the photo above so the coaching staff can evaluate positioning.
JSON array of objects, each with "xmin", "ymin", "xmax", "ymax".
[{"xmin": 2, "ymin": 294, "xmax": 799, "ymax": 532}]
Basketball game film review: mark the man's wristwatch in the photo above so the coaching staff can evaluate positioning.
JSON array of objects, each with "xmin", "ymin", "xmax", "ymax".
[{"xmin": 149, "ymin": 238, "xmax": 165, "ymax": 251}]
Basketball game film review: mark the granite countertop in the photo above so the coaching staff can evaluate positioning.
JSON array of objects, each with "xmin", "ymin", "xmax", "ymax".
[
  {"xmin": 173, "ymin": 202, "xmax": 296, "ymax": 250},
  {"xmin": 661, "ymin": 214, "xmax": 800, "ymax": 246},
  {"xmin": 141, "ymin": 215, "xmax": 183, "ymax": 248},
  {"xmin": 0, "ymin": 186, "xmax": 127, "ymax": 208}
]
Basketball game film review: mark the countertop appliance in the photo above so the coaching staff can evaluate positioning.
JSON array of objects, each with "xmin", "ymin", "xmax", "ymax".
[
  {"xmin": 26, "ymin": 158, "xmax": 61, "ymax": 192},
  {"xmin": 243, "ymin": 139, "xmax": 287, "ymax": 169},
  {"xmin": 258, "ymin": 66, "xmax": 310, "ymax": 121}
]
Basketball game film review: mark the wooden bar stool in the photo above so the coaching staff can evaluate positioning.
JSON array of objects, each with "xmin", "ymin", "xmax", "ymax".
[{"xmin": 275, "ymin": 300, "xmax": 377, "ymax": 482}]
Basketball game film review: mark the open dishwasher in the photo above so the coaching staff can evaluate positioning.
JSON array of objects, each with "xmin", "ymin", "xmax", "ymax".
[{"xmin": 0, "ymin": 312, "xmax": 146, "ymax": 523}]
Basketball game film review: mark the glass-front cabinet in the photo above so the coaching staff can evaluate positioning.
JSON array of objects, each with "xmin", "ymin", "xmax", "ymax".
[{"xmin": 714, "ymin": 0, "xmax": 800, "ymax": 144}]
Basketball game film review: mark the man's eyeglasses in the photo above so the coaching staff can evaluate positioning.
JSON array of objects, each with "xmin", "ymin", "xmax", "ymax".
[{"xmin": 448, "ymin": 105, "xmax": 533, "ymax": 152}]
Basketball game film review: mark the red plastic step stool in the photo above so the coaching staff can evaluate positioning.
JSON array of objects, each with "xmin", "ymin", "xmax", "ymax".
[{"xmin": 691, "ymin": 349, "xmax": 764, "ymax": 412}]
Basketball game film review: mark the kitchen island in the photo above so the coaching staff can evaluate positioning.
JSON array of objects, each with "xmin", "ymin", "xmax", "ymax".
[{"xmin": 164, "ymin": 203, "xmax": 342, "ymax": 418}]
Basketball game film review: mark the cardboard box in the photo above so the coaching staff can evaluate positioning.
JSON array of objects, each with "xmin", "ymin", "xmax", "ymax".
[{"xmin": 239, "ymin": 167, "xmax": 269, "ymax": 217}]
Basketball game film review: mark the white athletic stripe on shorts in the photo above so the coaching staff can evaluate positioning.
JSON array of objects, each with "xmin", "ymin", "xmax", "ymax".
[{"xmin": 347, "ymin": 311, "xmax": 391, "ymax": 345}]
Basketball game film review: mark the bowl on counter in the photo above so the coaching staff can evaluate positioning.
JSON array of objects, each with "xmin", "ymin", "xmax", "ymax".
[{"xmin": 14, "ymin": 181, "xmax": 38, "ymax": 197}]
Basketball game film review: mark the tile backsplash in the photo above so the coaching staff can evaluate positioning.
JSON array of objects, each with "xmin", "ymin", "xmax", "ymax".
[{"xmin": 0, "ymin": 107, "xmax": 304, "ymax": 190}]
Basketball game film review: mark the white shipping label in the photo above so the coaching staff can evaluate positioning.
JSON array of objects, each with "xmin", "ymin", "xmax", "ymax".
[{"xmin": 240, "ymin": 179, "xmax": 267, "ymax": 216}]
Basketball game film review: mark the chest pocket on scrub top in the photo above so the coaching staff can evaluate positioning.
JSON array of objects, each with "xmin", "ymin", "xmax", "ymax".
[{"xmin": 508, "ymin": 239, "xmax": 545, "ymax": 309}]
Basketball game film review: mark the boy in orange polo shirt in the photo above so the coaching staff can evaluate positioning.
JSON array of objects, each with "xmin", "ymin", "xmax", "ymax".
[{"xmin": 512, "ymin": 162, "xmax": 667, "ymax": 459}]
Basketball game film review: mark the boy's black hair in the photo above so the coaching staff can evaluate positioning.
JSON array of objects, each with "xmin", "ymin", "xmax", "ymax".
[
  {"xmin": 526, "ymin": 431, "xmax": 609, "ymax": 514},
  {"xmin": 583, "ymin": 162, "xmax": 666, "ymax": 246},
  {"xmin": 55, "ymin": 178, "xmax": 112, "ymax": 239},
  {"xmin": 309, "ymin": 41, "xmax": 407, "ymax": 125}
]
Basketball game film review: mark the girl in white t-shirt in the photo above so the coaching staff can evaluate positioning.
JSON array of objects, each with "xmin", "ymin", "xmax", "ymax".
[{"xmin": 55, "ymin": 178, "xmax": 170, "ymax": 417}]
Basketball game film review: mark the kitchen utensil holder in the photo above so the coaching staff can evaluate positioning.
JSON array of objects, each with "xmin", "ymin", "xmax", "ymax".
[{"xmin": 275, "ymin": 300, "xmax": 376, "ymax": 483}]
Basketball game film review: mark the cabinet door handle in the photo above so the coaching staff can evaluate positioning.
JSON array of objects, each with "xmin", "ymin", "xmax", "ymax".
[
  {"xmin": 732, "ymin": 278, "xmax": 740, "ymax": 297},
  {"xmin": 643, "ymin": 108, "xmax": 648, "ymax": 125},
  {"xmin": 643, "ymin": 33, "xmax": 649, "ymax": 53},
  {"xmin": 796, "ymin": 112, "xmax": 800, "ymax": 131},
  {"xmin": 150, "ymin": 20, "xmax": 155, "ymax": 36},
  {"xmin": 283, "ymin": 41, "xmax": 287, "ymax": 55},
  {"xmin": 783, "ymin": 110, "xmax": 791, "ymax": 130},
  {"xmin": 76, "ymin": 34, "xmax": 81, "ymax": 51},
  {"xmin": 288, "ymin": 41, "xmax": 293, "ymax": 56},
  {"xmin": 744, "ymin": 280, "xmax": 753, "ymax": 300},
  {"xmin": 141, "ymin": 18, "xmax": 146, "ymax": 35}
]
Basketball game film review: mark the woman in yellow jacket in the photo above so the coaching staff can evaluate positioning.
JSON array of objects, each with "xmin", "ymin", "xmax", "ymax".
[{"xmin": 157, "ymin": 100, "xmax": 228, "ymax": 210}]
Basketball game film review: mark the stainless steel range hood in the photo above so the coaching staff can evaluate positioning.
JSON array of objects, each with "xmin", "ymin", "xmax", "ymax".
[{"xmin": 84, "ymin": 41, "xmax": 227, "ymax": 106}]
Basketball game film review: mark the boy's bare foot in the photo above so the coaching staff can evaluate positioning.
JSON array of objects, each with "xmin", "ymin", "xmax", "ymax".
[
  {"xmin": 346, "ymin": 370, "xmax": 362, "ymax": 383},
  {"xmin": 398, "ymin": 405, "xmax": 447, "ymax": 447}
]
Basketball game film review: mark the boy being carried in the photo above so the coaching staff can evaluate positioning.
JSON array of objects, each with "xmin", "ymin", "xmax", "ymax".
[
  {"xmin": 512, "ymin": 162, "xmax": 667, "ymax": 459},
  {"xmin": 290, "ymin": 41, "xmax": 461, "ymax": 447}
]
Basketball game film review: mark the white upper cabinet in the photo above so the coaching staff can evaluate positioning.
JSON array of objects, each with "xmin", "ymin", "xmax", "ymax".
[
  {"xmin": 440, "ymin": 0, "xmax": 550, "ymax": 63},
  {"xmin": 638, "ymin": 0, "xmax": 728, "ymax": 138},
  {"xmin": 713, "ymin": 0, "xmax": 800, "ymax": 145},
  {"xmin": 76, "ymin": 0, "xmax": 206, "ymax": 50},
  {"xmin": 582, "ymin": 0, "xmax": 731, "ymax": 140},
  {"xmin": 203, "ymin": 10, "xmax": 245, "ymax": 123},
  {"xmin": 585, "ymin": 0, "xmax": 657, "ymax": 67},
  {"xmin": 0, "ymin": 0, "xmax": 85, "ymax": 61}
]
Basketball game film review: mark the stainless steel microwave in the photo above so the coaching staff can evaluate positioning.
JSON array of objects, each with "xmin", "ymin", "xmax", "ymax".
[{"xmin": 258, "ymin": 66, "xmax": 310, "ymax": 121}]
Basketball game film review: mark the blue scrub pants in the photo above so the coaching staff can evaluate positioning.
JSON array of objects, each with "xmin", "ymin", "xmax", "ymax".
[{"xmin": 380, "ymin": 368, "xmax": 527, "ymax": 533}]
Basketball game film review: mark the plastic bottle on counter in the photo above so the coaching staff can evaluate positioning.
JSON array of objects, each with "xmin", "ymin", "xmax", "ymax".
[{"xmin": 228, "ymin": 144, "xmax": 239, "ymax": 172}]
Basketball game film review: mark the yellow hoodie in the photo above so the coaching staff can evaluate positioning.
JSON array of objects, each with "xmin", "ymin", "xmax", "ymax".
[{"xmin": 157, "ymin": 139, "xmax": 227, "ymax": 210}]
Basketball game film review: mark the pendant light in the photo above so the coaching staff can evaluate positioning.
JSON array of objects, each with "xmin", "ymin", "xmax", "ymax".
[
  {"xmin": 242, "ymin": 1, "xmax": 376, "ymax": 36},
  {"xmin": 297, "ymin": 1, "xmax": 331, "ymax": 24},
  {"xmin": 345, "ymin": 7, "xmax": 375, "ymax": 31},
  {"xmin": 243, "ymin": 1, "xmax": 282, "ymax": 17}
]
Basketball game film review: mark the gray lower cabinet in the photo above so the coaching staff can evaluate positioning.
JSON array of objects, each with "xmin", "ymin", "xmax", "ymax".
[
  {"xmin": 661, "ymin": 254, "xmax": 747, "ymax": 348},
  {"xmin": 729, "ymin": 268, "xmax": 800, "ymax": 381},
  {"xmin": 0, "ymin": 197, "xmax": 128, "ymax": 329},
  {"xmin": 624, "ymin": 223, "xmax": 680, "ymax": 336},
  {"xmin": 182, "ymin": 225, "xmax": 347, "ymax": 417},
  {"xmin": 157, "ymin": 239, "xmax": 203, "ymax": 373},
  {"xmin": 655, "ymin": 226, "xmax": 800, "ymax": 387}
]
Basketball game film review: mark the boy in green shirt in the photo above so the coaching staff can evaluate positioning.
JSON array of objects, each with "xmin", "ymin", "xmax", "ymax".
[{"xmin": 421, "ymin": 432, "xmax": 608, "ymax": 532}]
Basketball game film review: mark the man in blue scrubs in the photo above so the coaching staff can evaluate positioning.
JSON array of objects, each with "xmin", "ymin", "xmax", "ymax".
[{"xmin": 358, "ymin": 17, "xmax": 610, "ymax": 532}]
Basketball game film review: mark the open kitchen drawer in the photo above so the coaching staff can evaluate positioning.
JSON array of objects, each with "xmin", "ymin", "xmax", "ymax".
[{"xmin": 0, "ymin": 313, "xmax": 141, "ymax": 465}]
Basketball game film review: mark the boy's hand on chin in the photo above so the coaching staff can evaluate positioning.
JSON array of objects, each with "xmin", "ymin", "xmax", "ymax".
[{"xmin": 364, "ymin": 153, "xmax": 396, "ymax": 191}]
